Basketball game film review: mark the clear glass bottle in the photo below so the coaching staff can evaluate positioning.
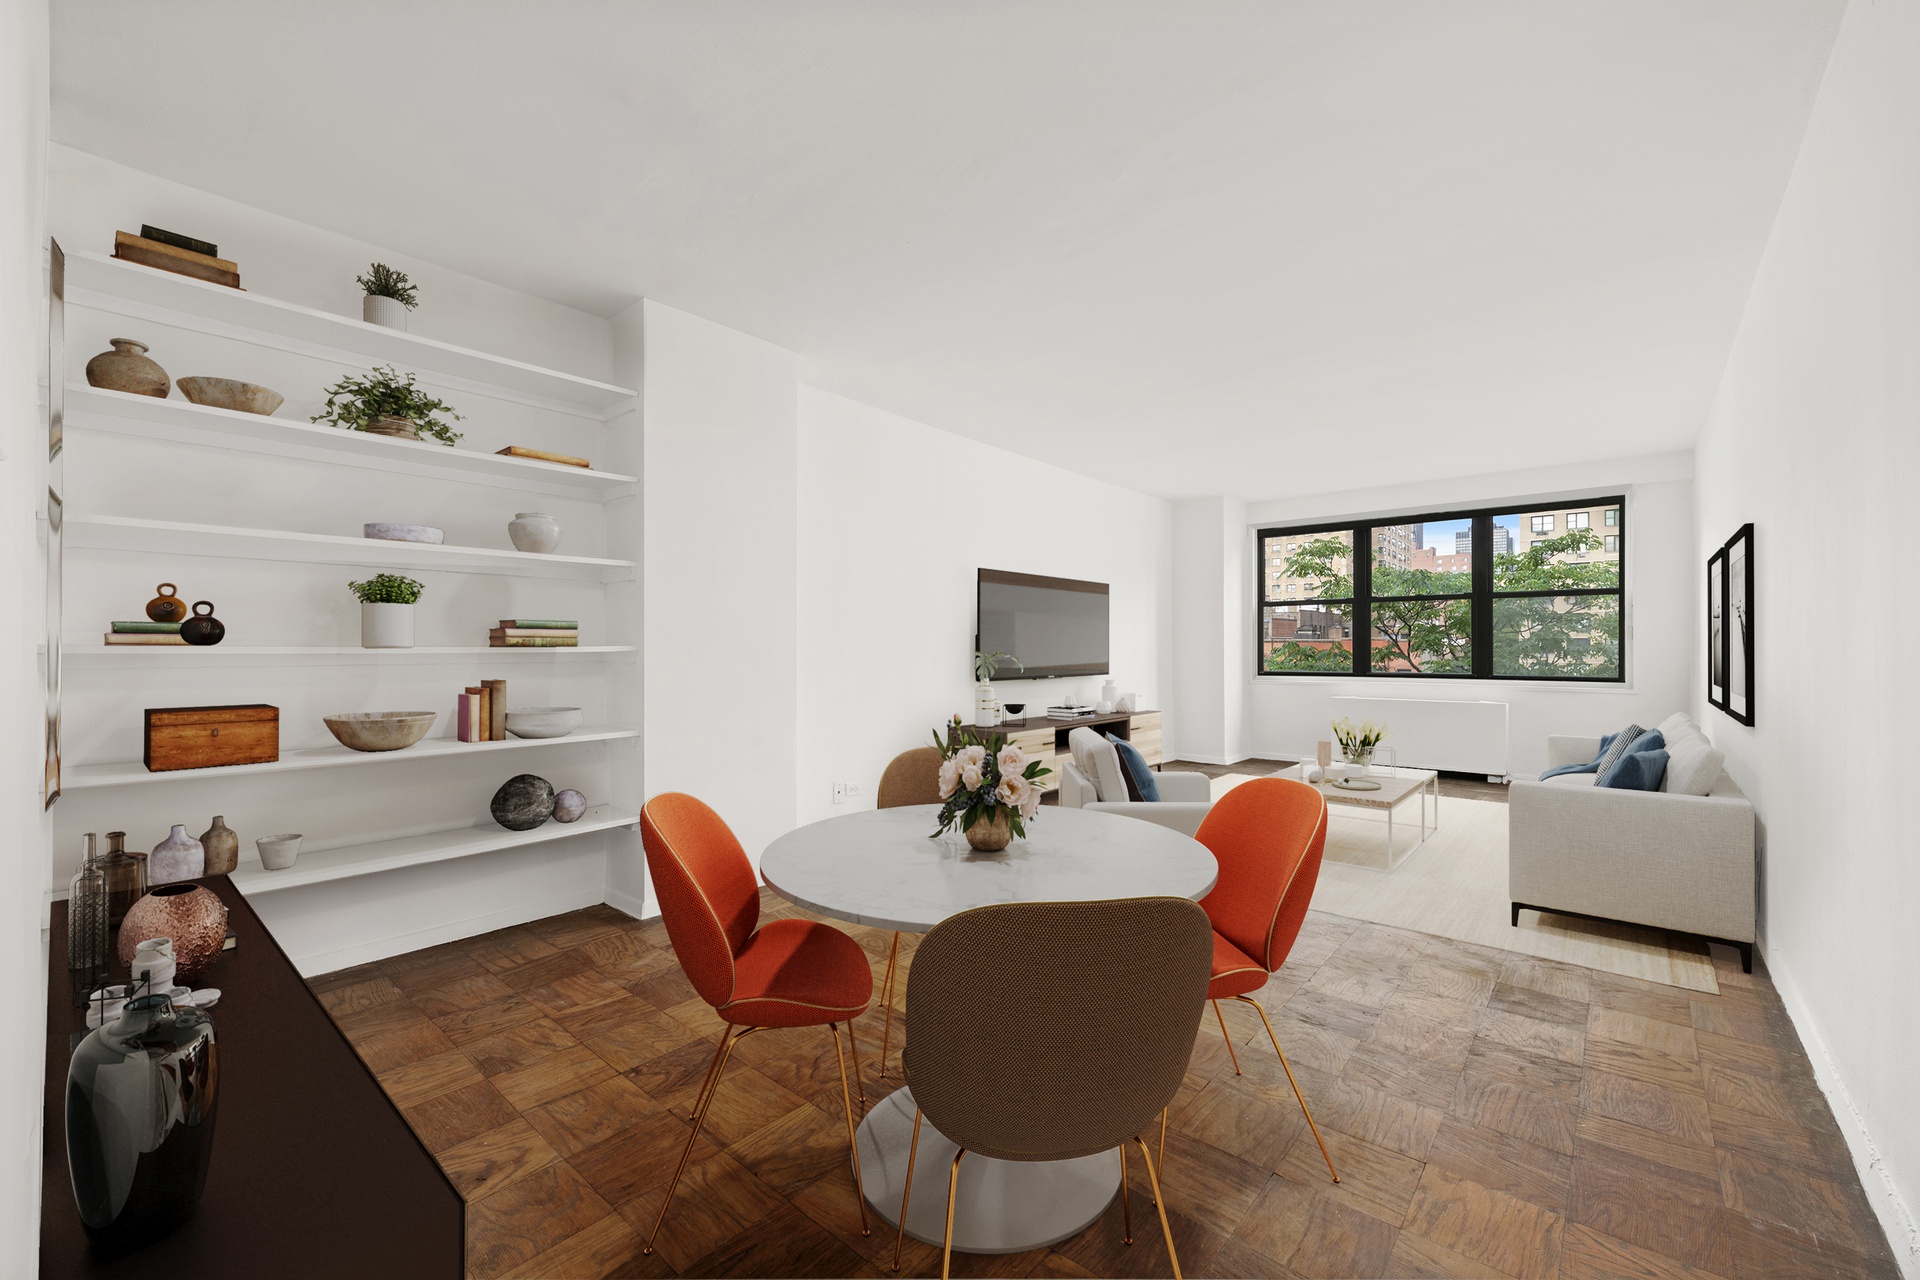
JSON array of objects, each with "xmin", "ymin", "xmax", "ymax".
[
  {"xmin": 67, "ymin": 833, "xmax": 109, "ymax": 974},
  {"xmin": 98, "ymin": 830, "xmax": 146, "ymax": 931}
]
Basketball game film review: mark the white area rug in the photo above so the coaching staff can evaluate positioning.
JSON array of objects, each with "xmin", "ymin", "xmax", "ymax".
[{"xmin": 1209, "ymin": 775, "xmax": 1719, "ymax": 993}]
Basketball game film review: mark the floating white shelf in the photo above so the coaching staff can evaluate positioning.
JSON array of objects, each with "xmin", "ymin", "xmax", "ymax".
[
  {"xmin": 228, "ymin": 805, "xmax": 640, "ymax": 895},
  {"xmin": 58, "ymin": 644, "xmax": 635, "ymax": 668},
  {"xmin": 66, "ymin": 386, "xmax": 638, "ymax": 500},
  {"xmin": 64, "ymin": 725, "xmax": 639, "ymax": 790},
  {"xmin": 63, "ymin": 250, "xmax": 637, "ymax": 417},
  {"xmin": 67, "ymin": 514, "xmax": 636, "ymax": 582}
]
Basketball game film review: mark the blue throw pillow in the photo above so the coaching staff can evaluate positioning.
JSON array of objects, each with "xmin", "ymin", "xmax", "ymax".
[
  {"xmin": 1107, "ymin": 733, "xmax": 1160, "ymax": 802},
  {"xmin": 1598, "ymin": 747, "xmax": 1668, "ymax": 791},
  {"xmin": 1596, "ymin": 729, "xmax": 1665, "ymax": 787}
]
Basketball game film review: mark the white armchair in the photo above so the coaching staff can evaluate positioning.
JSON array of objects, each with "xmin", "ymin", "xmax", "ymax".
[{"xmin": 1057, "ymin": 727, "xmax": 1212, "ymax": 837}]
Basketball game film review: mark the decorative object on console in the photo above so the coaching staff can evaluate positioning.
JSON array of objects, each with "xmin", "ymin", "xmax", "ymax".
[
  {"xmin": 177, "ymin": 376, "xmax": 284, "ymax": 416},
  {"xmin": 119, "ymin": 883, "xmax": 229, "ymax": 981},
  {"xmin": 357, "ymin": 262, "xmax": 419, "ymax": 330},
  {"xmin": 197, "ymin": 815, "xmax": 239, "ymax": 877},
  {"xmin": 362, "ymin": 522, "xmax": 444, "ymax": 544},
  {"xmin": 552, "ymin": 789, "xmax": 587, "ymax": 823},
  {"xmin": 1707, "ymin": 523, "xmax": 1755, "ymax": 726},
  {"xmin": 1001, "ymin": 701, "xmax": 1026, "ymax": 725},
  {"xmin": 147, "ymin": 825, "xmax": 205, "ymax": 885},
  {"xmin": 1114, "ymin": 692, "xmax": 1136, "ymax": 713},
  {"xmin": 1047, "ymin": 703, "xmax": 1094, "ymax": 719},
  {"xmin": 145, "ymin": 704, "xmax": 280, "ymax": 772},
  {"xmin": 178, "ymin": 601, "xmax": 226, "ymax": 646},
  {"xmin": 312, "ymin": 366, "xmax": 463, "ymax": 445},
  {"xmin": 492, "ymin": 774, "xmax": 556, "ymax": 831},
  {"xmin": 85, "ymin": 338, "xmax": 170, "ymax": 397},
  {"xmin": 1332, "ymin": 717, "xmax": 1387, "ymax": 776},
  {"xmin": 350, "ymin": 573, "xmax": 424, "ymax": 649},
  {"xmin": 323, "ymin": 711, "xmax": 437, "ymax": 752},
  {"xmin": 498, "ymin": 445, "xmax": 591, "ymax": 469},
  {"xmin": 146, "ymin": 583, "xmax": 188, "ymax": 623},
  {"xmin": 930, "ymin": 715, "xmax": 1051, "ymax": 851},
  {"xmin": 491, "ymin": 620, "xmax": 578, "ymax": 647},
  {"xmin": 972, "ymin": 649, "xmax": 1021, "ymax": 727},
  {"xmin": 504, "ymin": 706, "xmax": 583, "ymax": 739},
  {"xmin": 68, "ymin": 834, "xmax": 110, "ymax": 976},
  {"xmin": 507, "ymin": 512, "xmax": 562, "ymax": 554},
  {"xmin": 1316, "ymin": 740, "xmax": 1334, "ymax": 771},
  {"xmin": 66, "ymin": 990, "xmax": 219, "ymax": 1248},
  {"xmin": 113, "ymin": 226, "xmax": 241, "ymax": 287},
  {"xmin": 1101, "ymin": 679, "xmax": 1119, "ymax": 706},
  {"xmin": 99, "ymin": 832, "xmax": 147, "ymax": 930},
  {"xmin": 255, "ymin": 834, "xmax": 302, "ymax": 871},
  {"xmin": 125, "ymin": 938, "xmax": 176, "ymax": 991}
]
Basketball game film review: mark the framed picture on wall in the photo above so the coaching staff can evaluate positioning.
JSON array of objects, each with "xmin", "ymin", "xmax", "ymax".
[{"xmin": 1707, "ymin": 523, "xmax": 1754, "ymax": 725}]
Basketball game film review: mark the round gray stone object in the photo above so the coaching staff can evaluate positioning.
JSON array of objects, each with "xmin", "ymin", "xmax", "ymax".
[
  {"xmin": 492, "ymin": 774, "xmax": 556, "ymax": 831},
  {"xmin": 552, "ymin": 789, "xmax": 587, "ymax": 823}
]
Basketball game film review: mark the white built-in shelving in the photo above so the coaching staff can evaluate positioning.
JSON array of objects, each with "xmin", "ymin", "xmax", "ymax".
[
  {"xmin": 63, "ymin": 249, "xmax": 637, "ymax": 416},
  {"xmin": 65, "ymin": 385, "xmax": 638, "ymax": 500},
  {"xmin": 228, "ymin": 806, "xmax": 640, "ymax": 895},
  {"xmin": 59, "ymin": 645, "xmax": 635, "ymax": 668}
]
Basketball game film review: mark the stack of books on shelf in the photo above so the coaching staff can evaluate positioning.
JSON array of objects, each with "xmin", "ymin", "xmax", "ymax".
[
  {"xmin": 1047, "ymin": 705, "xmax": 1096, "ymax": 719},
  {"xmin": 457, "ymin": 680, "xmax": 507, "ymax": 742},
  {"xmin": 105, "ymin": 621, "xmax": 186, "ymax": 646},
  {"xmin": 490, "ymin": 619, "xmax": 578, "ymax": 648},
  {"xmin": 112, "ymin": 226, "xmax": 242, "ymax": 289}
]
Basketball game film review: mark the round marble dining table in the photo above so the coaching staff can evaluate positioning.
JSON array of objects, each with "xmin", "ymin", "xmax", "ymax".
[{"xmin": 759, "ymin": 803, "xmax": 1219, "ymax": 1254}]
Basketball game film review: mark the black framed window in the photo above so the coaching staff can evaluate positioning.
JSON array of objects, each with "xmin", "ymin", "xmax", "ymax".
[{"xmin": 1258, "ymin": 496, "xmax": 1625, "ymax": 681}]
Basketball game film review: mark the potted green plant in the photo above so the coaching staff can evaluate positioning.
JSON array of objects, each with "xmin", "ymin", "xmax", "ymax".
[
  {"xmin": 349, "ymin": 573, "xmax": 425, "ymax": 649},
  {"xmin": 312, "ymin": 366, "xmax": 463, "ymax": 445},
  {"xmin": 357, "ymin": 262, "xmax": 419, "ymax": 330}
]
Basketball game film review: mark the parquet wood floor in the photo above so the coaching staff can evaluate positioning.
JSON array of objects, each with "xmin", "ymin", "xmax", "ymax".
[{"xmin": 311, "ymin": 894, "xmax": 1896, "ymax": 1279}]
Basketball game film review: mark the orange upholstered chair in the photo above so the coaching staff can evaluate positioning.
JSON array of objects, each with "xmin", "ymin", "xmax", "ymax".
[
  {"xmin": 1194, "ymin": 777, "xmax": 1340, "ymax": 1183},
  {"xmin": 639, "ymin": 792, "xmax": 876, "ymax": 1253}
]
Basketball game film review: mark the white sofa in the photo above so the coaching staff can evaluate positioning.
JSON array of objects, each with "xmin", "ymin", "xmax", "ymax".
[
  {"xmin": 1507, "ymin": 712, "xmax": 1756, "ymax": 971},
  {"xmin": 1058, "ymin": 727, "xmax": 1212, "ymax": 837}
]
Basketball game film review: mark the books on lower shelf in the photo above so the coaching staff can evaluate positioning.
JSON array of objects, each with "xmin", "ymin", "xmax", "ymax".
[
  {"xmin": 105, "ymin": 632, "xmax": 188, "ymax": 646},
  {"xmin": 497, "ymin": 446, "xmax": 591, "ymax": 469},
  {"xmin": 491, "ymin": 619, "xmax": 579, "ymax": 648},
  {"xmin": 113, "ymin": 229, "xmax": 241, "ymax": 289}
]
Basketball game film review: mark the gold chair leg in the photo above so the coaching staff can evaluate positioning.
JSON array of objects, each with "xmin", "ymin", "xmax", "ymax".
[
  {"xmin": 1212, "ymin": 999, "xmax": 1243, "ymax": 1075},
  {"xmin": 1119, "ymin": 1142, "xmax": 1133, "ymax": 1244},
  {"xmin": 828, "ymin": 1022, "xmax": 872, "ymax": 1237},
  {"xmin": 941, "ymin": 1149, "xmax": 966, "ymax": 1280},
  {"xmin": 1232, "ymin": 994, "xmax": 1339, "ymax": 1184},
  {"xmin": 891, "ymin": 1108, "xmax": 924, "ymax": 1273},
  {"xmin": 643, "ymin": 1027, "xmax": 741, "ymax": 1255},
  {"xmin": 844, "ymin": 1016, "xmax": 870, "ymax": 1117},
  {"xmin": 1153, "ymin": 1105, "xmax": 1169, "ymax": 1206},
  {"xmin": 1135, "ymin": 1137, "xmax": 1182, "ymax": 1280},
  {"xmin": 879, "ymin": 931, "xmax": 900, "ymax": 1078}
]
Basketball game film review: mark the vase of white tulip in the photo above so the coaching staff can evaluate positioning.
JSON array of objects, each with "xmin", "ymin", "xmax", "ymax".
[
  {"xmin": 1332, "ymin": 717, "xmax": 1388, "ymax": 777},
  {"xmin": 931, "ymin": 716, "xmax": 1052, "ymax": 851}
]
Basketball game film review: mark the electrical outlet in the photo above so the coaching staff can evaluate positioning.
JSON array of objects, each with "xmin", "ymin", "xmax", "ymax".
[
  {"xmin": 845, "ymin": 782, "xmax": 862, "ymax": 802},
  {"xmin": 832, "ymin": 781, "xmax": 847, "ymax": 805}
]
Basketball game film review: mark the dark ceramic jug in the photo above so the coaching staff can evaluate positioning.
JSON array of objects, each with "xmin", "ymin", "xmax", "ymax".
[
  {"xmin": 66, "ymin": 993, "xmax": 219, "ymax": 1248},
  {"xmin": 179, "ymin": 601, "xmax": 225, "ymax": 646}
]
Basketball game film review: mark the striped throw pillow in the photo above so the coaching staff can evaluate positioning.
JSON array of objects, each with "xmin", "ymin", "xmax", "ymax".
[{"xmin": 1594, "ymin": 724, "xmax": 1645, "ymax": 776}]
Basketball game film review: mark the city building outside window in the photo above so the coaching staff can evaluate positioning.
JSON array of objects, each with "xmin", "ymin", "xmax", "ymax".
[{"xmin": 1531, "ymin": 515, "xmax": 1554, "ymax": 534}]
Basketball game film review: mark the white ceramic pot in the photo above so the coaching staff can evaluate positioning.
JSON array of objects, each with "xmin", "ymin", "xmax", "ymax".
[
  {"xmin": 363, "ymin": 294, "xmax": 410, "ymax": 330},
  {"xmin": 507, "ymin": 512, "xmax": 562, "ymax": 554},
  {"xmin": 974, "ymin": 680, "xmax": 998, "ymax": 727},
  {"xmin": 256, "ymin": 834, "xmax": 302, "ymax": 871},
  {"xmin": 361, "ymin": 601, "xmax": 415, "ymax": 649}
]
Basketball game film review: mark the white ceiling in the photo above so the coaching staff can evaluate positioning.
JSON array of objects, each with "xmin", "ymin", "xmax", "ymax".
[{"xmin": 52, "ymin": 1, "xmax": 1844, "ymax": 500}]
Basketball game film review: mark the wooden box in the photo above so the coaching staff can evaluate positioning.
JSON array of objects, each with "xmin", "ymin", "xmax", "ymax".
[{"xmin": 145, "ymin": 704, "xmax": 280, "ymax": 772}]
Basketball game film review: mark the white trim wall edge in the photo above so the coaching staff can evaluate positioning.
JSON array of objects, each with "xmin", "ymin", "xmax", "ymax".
[
  {"xmin": 285, "ymin": 884, "xmax": 607, "ymax": 976},
  {"xmin": 1767, "ymin": 944, "xmax": 1920, "ymax": 1278}
]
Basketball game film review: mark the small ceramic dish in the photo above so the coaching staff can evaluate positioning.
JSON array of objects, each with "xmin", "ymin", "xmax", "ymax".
[
  {"xmin": 324, "ymin": 711, "xmax": 437, "ymax": 752},
  {"xmin": 256, "ymin": 833, "xmax": 303, "ymax": 870},
  {"xmin": 177, "ymin": 377, "xmax": 285, "ymax": 416},
  {"xmin": 504, "ymin": 706, "xmax": 584, "ymax": 739},
  {"xmin": 363, "ymin": 522, "xmax": 445, "ymax": 544}
]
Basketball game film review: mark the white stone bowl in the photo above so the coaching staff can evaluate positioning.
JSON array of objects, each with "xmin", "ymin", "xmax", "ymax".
[
  {"xmin": 363, "ymin": 522, "xmax": 445, "ymax": 544},
  {"xmin": 504, "ymin": 706, "xmax": 584, "ymax": 739},
  {"xmin": 256, "ymin": 833, "xmax": 303, "ymax": 870},
  {"xmin": 324, "ymin": 711, "xmax": 438, "ymax": 751}
]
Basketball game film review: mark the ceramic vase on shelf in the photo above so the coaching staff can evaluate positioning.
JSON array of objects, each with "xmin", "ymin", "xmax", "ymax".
[
  {"xmin": 84, "ymin": 338, "xmax": 169, "ymax": 398},
  {"xmin": 974, "ymin": 680, "xmax": 999, "ymax": 728},
  {"xmin": 148, "ymin": 825, "xmax": 204, "ymax": 886},
  {"xmin": 179, "ymin": 601, "xmax": 225, "ymax": 646},
  {"xmin": 198, "ymin": 816, "xmax": 239, "ymax": 876},
  {"xmin": 361, "ymin": 601, "xmax": 414, "ymax": 649},
  {"xmin": 964, "ymin": 808, "xmax": 1013, "ymax": 853},
  {"xmin": 507, "ymin": 512, "xmax": 561, "ymax": 554},
  {"xmin": 146, "ymin": 584, "xmax": 187, "ymax": 624},
  {"xmin": 1101, "ymin": 680, "xmax": 1120, "ymax": 707},
  {"xmin": 363, "ymin": 294, "xmax": 409, "ymax": 330}
]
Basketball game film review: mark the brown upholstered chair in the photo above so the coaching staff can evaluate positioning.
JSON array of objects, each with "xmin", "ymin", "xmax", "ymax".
[
  {"xmin": 874, "ymin": 746, "xmax": 944, "ymax": 1077},
  {"xmin": 894, "ymin": 898, "xmax": 1211, "ymax": 1278}
]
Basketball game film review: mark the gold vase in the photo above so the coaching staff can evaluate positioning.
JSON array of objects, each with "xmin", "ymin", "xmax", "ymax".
[{"xmin": 964, "ymin": 808, "xmax": 1013, "ymax": 852}]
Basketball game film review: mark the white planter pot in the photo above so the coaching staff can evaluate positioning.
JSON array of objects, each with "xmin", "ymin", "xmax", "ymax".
[
  {"xmin": 975, "ymin": 680, "xmax": 999, "ymax": 727},
  {"xmin": 361, "ymin": 602, "xmax": 415, "ymax": 649},
  {"xmin": 363, "ymin": 294, "xmax": 410, "ymax": 330},
  {"xmin": 507, "ymin": 512, "xmax": 562, "ymax": 554}
]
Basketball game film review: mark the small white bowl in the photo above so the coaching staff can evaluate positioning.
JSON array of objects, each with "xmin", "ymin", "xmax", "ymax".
[
  {"xmin": 364, "ymin": 522, "xmax": 444, "ymax": 544},
  {"xmin": 257, "ymin": 833, "xmax": 303, "ymax": 870},
  {"xmin": 504, "ymin": 706, "xmax": 584, "ymax": 739}
]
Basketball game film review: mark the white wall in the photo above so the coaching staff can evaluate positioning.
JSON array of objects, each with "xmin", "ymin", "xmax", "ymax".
[
  {"xmin": 1, "ymin": 0, "xmax": 49, "ymax": 1268},
  {"xmin": 794, "ymin": 386, "xmax": 1172, "ymax": 827},
  {"xmin": 1169, "ymin": 496, "xmax": 1252, "ymax": 764},
  {"xmin": 1219, "ymin": 452, "xmax": 1695, "ymax": 779},
  {"xmin": 637, "ymin": 299, "xmax": 799, "ymax": 864},
  {"xmin": 1694, "ymin": 0, "xmax": 1920, "ymax": 1267}
]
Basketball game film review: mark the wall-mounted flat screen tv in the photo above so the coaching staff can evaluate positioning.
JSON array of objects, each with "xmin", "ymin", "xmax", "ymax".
[{"xmin": 976, "ymin": 569, "xmax": 1109, "ymax": 678}]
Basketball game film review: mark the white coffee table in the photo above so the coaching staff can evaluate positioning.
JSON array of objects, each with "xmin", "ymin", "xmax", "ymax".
[{"xmin": 1281, "ymin": 763, "xmax": 1440, "ymax": 870}]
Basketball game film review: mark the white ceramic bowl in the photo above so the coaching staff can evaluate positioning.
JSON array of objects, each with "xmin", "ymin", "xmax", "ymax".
[
  {"xmin": 363, "ymin": 522, "xmax": 444, "ymax": 544},
  {"xmin": 504, "ymin": 706, "xmax": 584, "ymax": 739},
  {"xmin": 324, "ymin": 711, "xmax": 438, "ymax": 751},
  {"xmin": 257, "ymin": 833, "xmax": 303, "ymax": 870}
]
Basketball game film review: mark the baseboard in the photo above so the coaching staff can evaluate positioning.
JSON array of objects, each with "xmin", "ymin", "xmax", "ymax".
[
  {"xmin": 288, "ymin": 885, "xmax": 608, "ymax": 977},
  {"xmin": 603, "ymin": 884, "xmax": 656, "ymax": 922},
  {"xmin": 1767, "ymin": 945, "xmax": 1920, "ymax": 1277}
]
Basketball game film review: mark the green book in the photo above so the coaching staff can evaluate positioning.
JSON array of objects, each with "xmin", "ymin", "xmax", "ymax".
[
  {"xmin": 499, "ymin": 618, "xmax": 578, "ymax": 629},
  {"xmin": 491, "ymin": 637, "xmax": 579, "ymax": 647},
  {"xmin": 111, "ymin": 621, "xmax": 183, "ymax": 633}
]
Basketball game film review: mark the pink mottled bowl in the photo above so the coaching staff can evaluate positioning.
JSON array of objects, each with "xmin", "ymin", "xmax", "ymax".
[{"xmin": 118, "ymin": 883, "xmax": 229, "ymax": 982}]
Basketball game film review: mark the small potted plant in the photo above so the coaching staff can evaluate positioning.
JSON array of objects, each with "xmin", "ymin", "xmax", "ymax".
[
  {"xmin": 973, "ymin": 649, "xmax": 1022, "ymax": 727},
  {"xmin": 357, "ymin": 262, "xmax": 419, "ymax": 330},
  {"xmin": 350, "ymin": 573, "xmax": 425, "ymax": 649},
  {"xmin": 931, "ymin": 716, "xmax": 1052, "ymax": 852},
  {"xmin": 312, "ymin": 366, "xmax": 463, "ymax": 445}
]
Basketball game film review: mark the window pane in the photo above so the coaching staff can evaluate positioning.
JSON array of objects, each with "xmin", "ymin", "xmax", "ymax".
[
  {"xmin": 1493, "ymin": 595, "xmax": 1620, "ymax": 677},
  {"xmin": 1261, "ymin": 604, "xmax": 1355, "ymax": 672},
  {"xmin": 1262, "ymin": 530, "xmax": 1353, "ymax": 602},
  {"xmin": 1492, "ymin": 507, "xmax": 1619, "ymax": 590},
  {"xmin": 1370, "ymin": 596, "xmax": 1472, "ymax": 674},
  {"xmin": 1373, "ymin": 518, "xmax": 1471, "ymax": 597}
]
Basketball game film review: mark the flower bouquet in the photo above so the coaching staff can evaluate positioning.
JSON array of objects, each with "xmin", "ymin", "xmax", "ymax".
[
  {"xmin": 931, "ymin": 716, "xmax": 1053, "ymax": 851},
  {"xmin": 1331, "ymin": 717, "xmax": 1388, "ymax": 773}
]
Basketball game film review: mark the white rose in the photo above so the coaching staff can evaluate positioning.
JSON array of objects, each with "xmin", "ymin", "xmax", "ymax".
[
  {"xmin": 960, "ymin": 744, "xmax": 987, "ymax": 769},
  {"xmin": 996, "ymin": 774, "xmax": 1032, "ymax": 812},
  {"xmin": 996, "ymin": 745, "xmax": 1026, "ymax": 777},
  {"xmin": 960, "ymin": 761, "xmax": 984, "ymax": 791},
  {"xmin": 1019, "ymin": 789, "xmax": 1041, "ymax": 819},
  {"xmin": 937, "ymin": 758, "xmax": 959, "ymax": 799}
]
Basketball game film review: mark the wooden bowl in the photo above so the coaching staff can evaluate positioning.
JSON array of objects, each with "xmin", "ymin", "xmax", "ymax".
[
  {"xmin": 323, "ymin": 711, "xmax": 437, "ymax": 752},
  {"xmin": 178, "ymin": 376, "xmax": 285, "ymax": 416}
]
